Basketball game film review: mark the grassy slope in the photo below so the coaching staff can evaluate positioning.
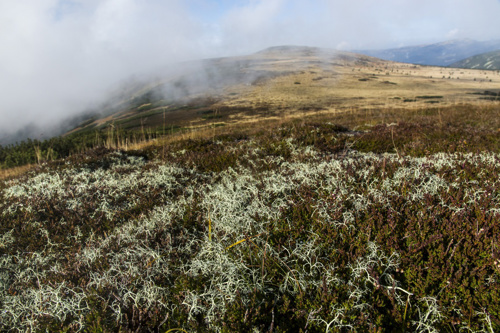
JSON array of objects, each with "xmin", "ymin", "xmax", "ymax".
[
  {"xmin": 66, "ymin": 47, "xmax": 500, "ymax": 136},
  {"xmin": 1, "ymin": 103, "xmax": 500, "ymax": 332},
  {"xmin": 451, "ymin": 50, "xmax": 500, "ymax": 70}
]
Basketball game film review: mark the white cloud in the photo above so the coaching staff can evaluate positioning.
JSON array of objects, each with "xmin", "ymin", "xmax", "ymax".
[
  {"xmin": 0, "ymin": 0, "xmax": 206, "ymax": 138},
  {"xmin": 447, "ymin": 29, "xmax": 460, "ymax": 39},
  {"xmin": 214, "ymin": 0, "xmax": 287, "ymax": 54}
]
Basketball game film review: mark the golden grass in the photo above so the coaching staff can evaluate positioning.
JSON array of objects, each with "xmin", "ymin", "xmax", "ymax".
[
  {"xmin": 115, "ymin": 99, "xmax": 499, "ymax": 159},
  {"xmin": 225, "ymin": 233, "xmax": 264, "ymax": 251},
  {"xmin": 123, "ymin": 139, "xmax": 159, "ymax": 151},
  {"xmin": 165, "ymin": 329, "xmax": 189, "ymax": 333},
  {"xmin": 0, "ymin": 164, "xmax": 35, "ymax": 180},
  {"xmin": 220, "ymin": 62, "xmax": 500, "ymax": 114},
  {"xmin": 171, "ymin": 53, "xmax": 500, "ymax": 139}
]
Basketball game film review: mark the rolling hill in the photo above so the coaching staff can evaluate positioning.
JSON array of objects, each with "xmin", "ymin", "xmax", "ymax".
[
  {"xmin": 66, "ymin": 45, "xmax": 500, "ymax": 137},
  {"xmin": 3, "ymin": 44, "xmax": 500, "ymax": 148},
  {"xmin": 2, "ymin": 45, "xmax": 500, "ymax": 172},
  {"xmin": 450, "ymin": 49, "xmax": 500, "ymax": 70},
  {"xmin": 357, "ymin": 39, "xmax": 500, "ymax": 66},
  {"xmin": 64, "ymin": 46, "xmax": 376, "ymax": 136},
  {"xmin": 3, "ymin": 40, "xmax": 500, "ymax": 147}
]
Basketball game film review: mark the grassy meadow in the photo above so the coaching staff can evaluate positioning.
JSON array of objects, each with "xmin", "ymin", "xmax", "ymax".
[{"xmin": 1, "ymin": 49, "xmax": 500, "ymax": 331}]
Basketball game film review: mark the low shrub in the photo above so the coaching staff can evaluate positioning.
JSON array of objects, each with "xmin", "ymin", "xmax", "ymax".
[{"xmin": 1, "ymin": 115, "xmax": 499, "ymax": 332}]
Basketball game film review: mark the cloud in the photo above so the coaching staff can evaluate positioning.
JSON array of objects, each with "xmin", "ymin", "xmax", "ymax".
[
  {"xmin": 447, "ymin": 29, "xmax": 460, "ymax": 39},
  {"xmin": 0, "ymin": 0, "xmax": 205, "ymax": 140},
  {"xmin": 319, "ymin": 0, "xmax": 500, "ymax": 46},
  {"xmin": 213, "ymin": 0, "xmax": 500, "ymax": 51}
]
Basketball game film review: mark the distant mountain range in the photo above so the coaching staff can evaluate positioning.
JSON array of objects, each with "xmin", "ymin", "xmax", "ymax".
[
  {"xmin": 357, "ymin": 39, "xmax": 500, "ymax": 67},
  {"xmin": 450, "ymin": 50, "xmax": 500, "ymax": 70}
]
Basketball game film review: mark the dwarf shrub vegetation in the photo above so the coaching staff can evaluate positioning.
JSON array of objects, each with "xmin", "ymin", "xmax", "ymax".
[{"xmin": 1, "ymin": 118, "xmax": 500, "ymax": 332}]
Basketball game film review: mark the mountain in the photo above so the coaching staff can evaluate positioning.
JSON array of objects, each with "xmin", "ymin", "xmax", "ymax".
[
  {"xmin": 450, "ymin": 50, "xmax": 500, "ymax": 70},
  {"xmin": 357, "ymin": 39, "xmax": 500, "ymax": 66},
  {"xmin": 3, "ymin": 44, "xmax": 500, "ymax": 148},
  {"xmin": 62, "ymin": 46, "xmax": 378, "ymax": 137},
  {"xmin": 1, "ymin": 46, "xmax": 380, "ymax": 146}
]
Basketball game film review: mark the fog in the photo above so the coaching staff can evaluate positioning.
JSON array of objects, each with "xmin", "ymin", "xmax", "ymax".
[{"xmin": 2, "ymin": 0, "xmax": 500, "ymax": 143}]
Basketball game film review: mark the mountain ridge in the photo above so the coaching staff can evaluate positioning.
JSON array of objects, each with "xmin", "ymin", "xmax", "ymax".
[
  {"xmin": 450, "ymin": 49, "xmax": 500, "ymax": 70},
  {"xmin": 357, "ymin": 39, "xmax": 500, "ymax": 66}
]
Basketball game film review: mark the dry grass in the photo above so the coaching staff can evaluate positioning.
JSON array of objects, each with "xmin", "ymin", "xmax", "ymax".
[
  {"xmin": 121, "ymin": 101, "xmax": 500, "ymax": 157},
  {"xmin": 185, "ymin": 55, "xmax": 500, "ymax": 136},
  {"xmin": 220, "ymin": 62, "xmax": 500, "ymax": 114},
  {"xmin": 0, "ymin": 164, "xmax": 35, "ymax": 180}
]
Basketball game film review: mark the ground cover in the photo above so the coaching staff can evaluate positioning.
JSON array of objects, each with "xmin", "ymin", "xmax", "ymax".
[{"xmin": 1, "ymin": 103, "xmax": 499, "ymax": 332}]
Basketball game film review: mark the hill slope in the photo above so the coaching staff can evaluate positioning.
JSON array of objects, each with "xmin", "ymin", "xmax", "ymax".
[
  {"xmin": 66, "ymin": 45, "xmax": 500, "ymax": 138},
  {"xmin": 450, "ymin": 49, "xmax": 500, "ymax": 70},
  {"xmin": 358, "ymin": 39, "xmax": 500, "ymax": 66},
  {"xmin": 64, "ymin": 46, "xmax": 377, "ymax": 135},
  {"xmin": 3, "ymin": 45, "xmax": 500, "ymax": 171},
  {"xmin": 3, "ymin": 44, "xmax": 500, "ymax": 148}
]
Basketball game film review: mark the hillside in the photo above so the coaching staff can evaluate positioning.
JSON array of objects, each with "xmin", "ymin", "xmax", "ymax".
[
  {"xmin": 67, "ymin": 45, "xmax": 500, "ymax": 137},
  {"xmin": 1, "ymin": 46, "xmax": 500, "ymax": 332},
  {"xmin": 63, "ymin": 46, "xmax": 376, "ymax": 137},
  {"xmin": 1, "ymin": 102, "xmax": 500, "ymax": 332},
  {"xmin": 2, "ymin": 44, "xmax": 499, "ymax": 148},
  {"xmin": 450, "ymin": 50, "xmax": 500, "ymax": 70},
  {"xmin": 358, "ymin": 39, "xmax": 500, "ymax": 66},
  {"xmin": 2, "ymin": 45, "xmax": 500, "ymax": 172}
]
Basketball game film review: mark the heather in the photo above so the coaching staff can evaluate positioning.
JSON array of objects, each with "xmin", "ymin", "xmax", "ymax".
[{"xmin": 1, "ymin": 107, "xmax": 500, "ymax": 332}]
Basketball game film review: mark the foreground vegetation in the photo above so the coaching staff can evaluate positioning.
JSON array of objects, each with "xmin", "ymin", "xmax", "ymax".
[
  {"xmin": 0, "ymin": 126, "xmax": 168, "ymax": 170},
  {"xmin": 1, "ymin": 104, "xmax": 499, "ymax": 332}
]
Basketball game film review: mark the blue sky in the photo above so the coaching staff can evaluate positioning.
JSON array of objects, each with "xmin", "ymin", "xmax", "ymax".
[
  {"xmin": 1, "ymin": 0, "xmax": 500, "ymax": 137},
  {"xmin": 187, "ymin": 0, "xmax": 235, "ymax": 23}
]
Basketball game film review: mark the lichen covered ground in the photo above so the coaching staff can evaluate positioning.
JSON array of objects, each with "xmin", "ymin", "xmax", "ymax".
[{"xmin": 1, "ymin": 116, "xmax": 500, "ymax": 332}]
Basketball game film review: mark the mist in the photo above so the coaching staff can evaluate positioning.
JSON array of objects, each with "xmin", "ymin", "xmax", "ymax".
[{"xmin": 2, "ymin": 0, "xmax": 500, "ymax": 144}]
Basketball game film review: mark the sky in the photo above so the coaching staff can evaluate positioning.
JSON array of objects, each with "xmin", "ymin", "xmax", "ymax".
[{"xmin": 2, "ymin": 0, "xmax": 500, "ymax": 141}]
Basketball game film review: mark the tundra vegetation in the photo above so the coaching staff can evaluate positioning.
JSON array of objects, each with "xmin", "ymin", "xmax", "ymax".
[{"xmin": 1, "ymin": 101, "xmax": 499, "ymax": 332}]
